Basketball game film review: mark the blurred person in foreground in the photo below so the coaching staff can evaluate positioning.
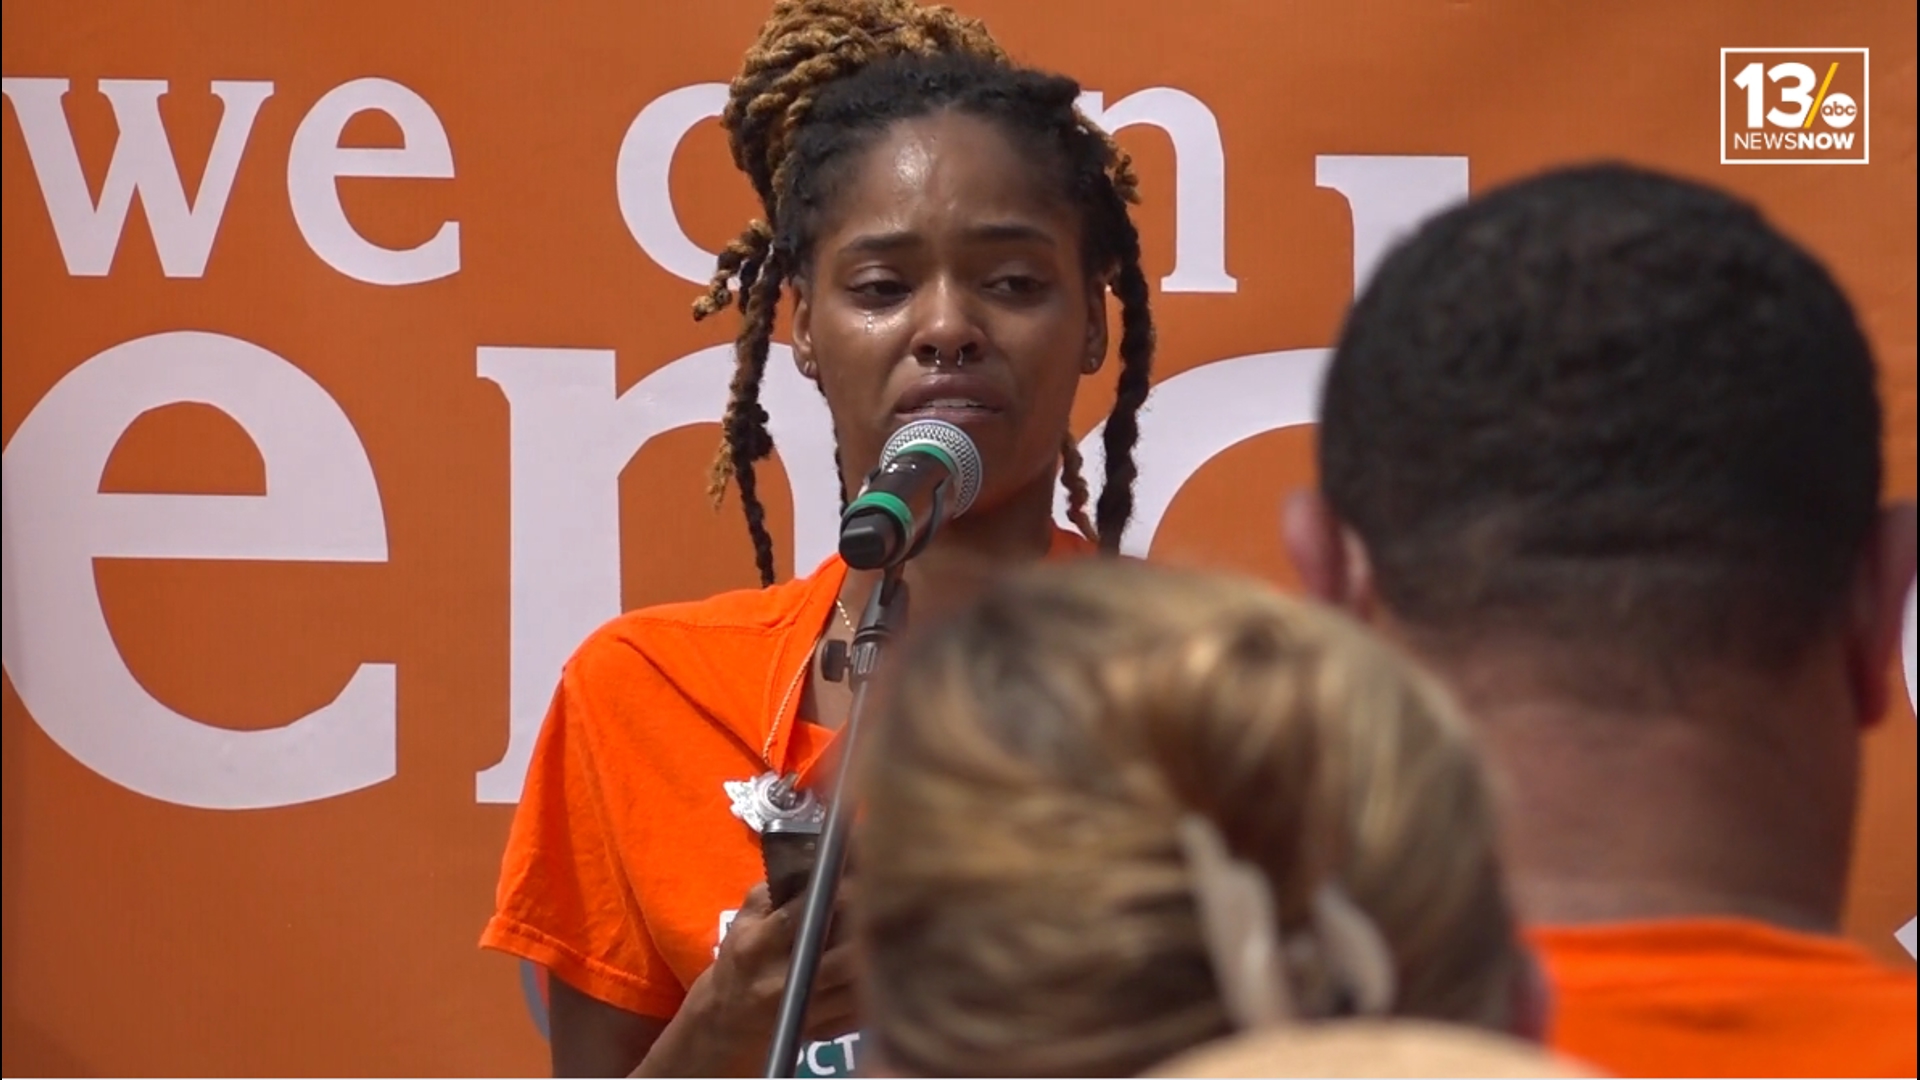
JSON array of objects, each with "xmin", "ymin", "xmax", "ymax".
[
  {"xmin": 851, "ymin": 559, "xmax": 1583, "ymax": 1077},
  {"xmin": 1147, "ymin": 1020, "xmax": 1597, "ymax": 1079},
  {"xmin": 1285, "ymin": 162, "xmax": 1918, "ymax": 1078}
]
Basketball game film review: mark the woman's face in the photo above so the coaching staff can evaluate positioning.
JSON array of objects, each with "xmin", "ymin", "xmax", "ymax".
[{"xmin": 792, "ymin": 109, "xmax": 1106, "ymax": 512}]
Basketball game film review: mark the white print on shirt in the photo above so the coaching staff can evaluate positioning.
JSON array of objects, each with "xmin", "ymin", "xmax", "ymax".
[{"xmin": 715, "ymin": 907, "xmax": 862, "ymax": 1076}]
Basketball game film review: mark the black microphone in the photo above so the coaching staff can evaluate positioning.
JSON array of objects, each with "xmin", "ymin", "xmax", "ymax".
[{"xmin": 838, "ymin": 419, "xmax": 984, "ymax": 570}]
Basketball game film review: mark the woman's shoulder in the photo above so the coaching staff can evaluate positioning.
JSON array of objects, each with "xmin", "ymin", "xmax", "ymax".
[
  {"xmin": 597, "ymin": 566, "xmax": 828, "ymax": 649},
  {"xmin": 621, "ymin": 571, "xmax": 827, "ymax": 636},
  {"xmin": 561, "ymin": 560, "xmax": 838, "ymax": 710}
]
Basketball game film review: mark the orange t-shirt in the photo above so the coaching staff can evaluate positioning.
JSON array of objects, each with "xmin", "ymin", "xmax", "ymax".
[
  {"xmin": 1531, "ymin": 919, "xmax": 1918, "ymax": 1078},
  {"xmin": 482, "ymin": 528, "xmax": 1096, "ymax": 1073}
]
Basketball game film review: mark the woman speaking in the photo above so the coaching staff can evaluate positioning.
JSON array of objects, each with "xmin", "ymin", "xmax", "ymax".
[{"xmin": 480, "ymin": 0, "xmax": 1158, "ymax": 1073}]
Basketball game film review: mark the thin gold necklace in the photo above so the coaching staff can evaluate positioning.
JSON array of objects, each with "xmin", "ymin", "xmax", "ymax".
[{"xmin": 817, "ymin": 597, "xmax": 860, "ymax": 687}]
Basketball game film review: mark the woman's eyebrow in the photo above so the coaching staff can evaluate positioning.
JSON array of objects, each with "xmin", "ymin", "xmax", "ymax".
[{"xmin": 837, "ymin": 221, "xmax": 1058, "ymax": 256}]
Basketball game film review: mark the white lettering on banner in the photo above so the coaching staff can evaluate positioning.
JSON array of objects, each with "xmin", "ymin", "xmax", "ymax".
[
  {"xmin": 287, "ymin": 77, "xmax": 459, "ymax": 285},
  {"xmin": 0, "ymin": 149, "xmax": 1466, "ymax": 807},
  {"xmin": 617, "ymin": 83, "xmax": 730, "ymax": 287},
  {"xmin": 1, "ymin": 77, "xmax": 273, "ymax": 278},
  {"xmin": 0, "ymin": 331, "xmax": 395, "ymax": 809},
  {"xmin": 1055, "ymin": 155, "xmax": 1470, "ymax": 551},
  {"xmin": 1315, "ymin": 155, "xmax": 1471, "ymax": 292},
  {"xmin": 1078, "ymin": 89, "xmax": 1235, "ymax": 293},
  {"xmin": 1058, "ymin": 349, "xmax": 1328, "ymax": 555},
  {"xmin": 473, "ymin": 345, "xmax": 837, "ymax": 804}
]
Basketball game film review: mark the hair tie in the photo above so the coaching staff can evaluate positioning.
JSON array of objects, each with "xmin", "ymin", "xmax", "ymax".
[
  {"xmin": 1300, "ymin": 881, "xmax": 1397, "ymax": 1017},
  {"xmin": 1177, "ymin": 814, "xmax": 1399, "ymax": 1029},
  {"xmin": 693, "ymin": 219, "xmax": 776, "ymax": 321},
  {"xmin": 1177, "ymin": 815, "xmax": 1293, "ymax": 1028}
]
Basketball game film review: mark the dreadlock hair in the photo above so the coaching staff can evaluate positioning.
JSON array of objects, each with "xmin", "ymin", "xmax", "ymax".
[{"xmin": 694, "ymin": 0, "xmax": 1155, "ymax": 586}]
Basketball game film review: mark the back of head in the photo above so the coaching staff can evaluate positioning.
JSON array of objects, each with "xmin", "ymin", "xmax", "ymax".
[
  {"xmin": 1319, "ymin": 163, "xmax": 1882, "ymax": 667},
  {"xmin": 855, "ymin": 561, "xmax": 1524, "ymax": 1077}
]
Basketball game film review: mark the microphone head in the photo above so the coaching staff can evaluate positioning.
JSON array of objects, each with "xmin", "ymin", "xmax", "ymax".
[{"xmin": 880, "ymin": 419, "xmax": 984, "ymax": 517}]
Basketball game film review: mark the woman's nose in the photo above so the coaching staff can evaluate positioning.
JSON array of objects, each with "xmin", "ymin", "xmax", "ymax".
[
  {"xmin": 909, "ymin": 282, "xmax": 984, "ymax": 366},
  {"xmin": 912, "ymin": 339, "xmax": 981, "ymax": 366}
]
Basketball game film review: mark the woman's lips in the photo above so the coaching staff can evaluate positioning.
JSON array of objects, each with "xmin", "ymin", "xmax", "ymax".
[
  {"xmin": 892, "ymin": 373, "xmax": 1010, "ymax": 423},
  {"xmin": 899, "ymin": 397, "xmax": 1000, "ymax": 415},
  {"xmin": 893, "ymin": 403, "xmax": 1004, "ymax": 430}
]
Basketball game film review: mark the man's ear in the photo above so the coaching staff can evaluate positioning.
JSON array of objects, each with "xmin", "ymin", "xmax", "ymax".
[
  {"xmin": 1845, "ymin": 501, "xmax": 1917, "ymax": 728},
  {"xmin": 792, "ymin": 278, "xmax": 818, "ymax": 381},
  {"xmin": 1282, "ymin": 490, "xmax": 1379, "ymax": 620},
  {"xmin": 1082, "ymin": 278, "xmax": 1109, "ymax": 374}
]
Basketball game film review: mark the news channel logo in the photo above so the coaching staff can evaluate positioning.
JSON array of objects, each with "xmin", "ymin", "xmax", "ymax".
[{"xmin": 1721, "ymin": 48, "xmax": 1868, "ymax": 165}]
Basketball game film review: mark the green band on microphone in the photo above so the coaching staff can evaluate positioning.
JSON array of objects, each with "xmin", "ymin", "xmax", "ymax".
[
  {"xmin": 844, "ymin": 489, "xmax": 913, "ymax": 536},
  {"xmin": 897, "ymin": 439, "xmax": 958, "ymax": 477}
]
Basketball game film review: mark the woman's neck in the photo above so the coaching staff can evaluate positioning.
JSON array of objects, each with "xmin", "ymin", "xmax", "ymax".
[{"xmin": 840, "ymin": 469, "xmax": 1059, "ymax": 629}]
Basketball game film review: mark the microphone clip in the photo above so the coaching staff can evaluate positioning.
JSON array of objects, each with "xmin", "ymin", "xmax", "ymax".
[{"xmin": 820, "ymin": 638, "xmax": 850, "ymax": 683}]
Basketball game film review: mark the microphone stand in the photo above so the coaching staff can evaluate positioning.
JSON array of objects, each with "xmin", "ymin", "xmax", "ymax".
[{"xmin": 762, "ymin": 562, "xmax": 908, "ymax": 1077}]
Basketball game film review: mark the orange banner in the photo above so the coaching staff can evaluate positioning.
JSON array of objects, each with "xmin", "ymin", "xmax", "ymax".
[{"xmin": 3, "ymin": 1, "xmax": 1913, "ymax": 1074}]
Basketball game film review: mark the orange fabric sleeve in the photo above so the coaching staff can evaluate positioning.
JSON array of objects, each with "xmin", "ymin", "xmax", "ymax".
[
  {"xmin": 481, "ymin": 659, "xmax": 687, "ymax": 1021},
  {"xmin": 1533, "ymin": 921, "xmax": 1918, "ymax": 1079}
]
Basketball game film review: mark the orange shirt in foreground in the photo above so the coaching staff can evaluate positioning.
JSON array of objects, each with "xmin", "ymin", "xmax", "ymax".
[
  {"xmin": 482, "ymin": 529, "xmax": 1095, "ymax": 1076},
  {"xmin": 1531, "ymin": 918, "xmax": 1917, "ymax": 1078}
]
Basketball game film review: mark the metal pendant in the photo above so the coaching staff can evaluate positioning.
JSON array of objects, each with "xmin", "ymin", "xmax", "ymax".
[{"xmin": 724, "ymin": 770, "xmax": 825, "ymax": 834}]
